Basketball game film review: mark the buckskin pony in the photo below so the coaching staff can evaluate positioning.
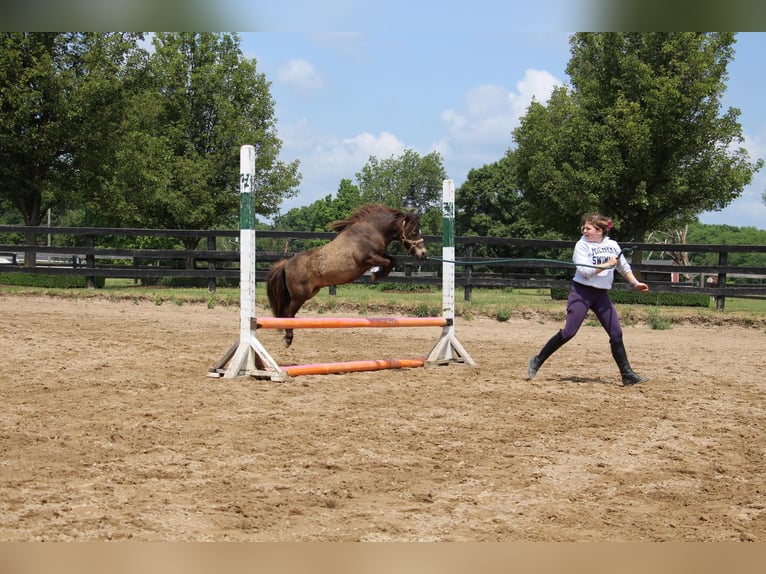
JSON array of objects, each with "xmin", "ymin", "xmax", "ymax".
[{"xmin": 266, "ymin": 204, "xmax": 428, "ymax": 347}]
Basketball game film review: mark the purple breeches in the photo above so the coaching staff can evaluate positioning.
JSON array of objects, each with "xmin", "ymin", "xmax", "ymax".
[{"xmin": 561, "ymin": 281, "xmax": 624, "ymax": 342}]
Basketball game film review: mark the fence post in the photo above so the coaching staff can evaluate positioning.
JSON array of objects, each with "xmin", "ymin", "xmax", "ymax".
[
  {"xmin": 207, "ymin": 232, "xmax": 217, "ymax": 293},
  {"xmin": 715, "ymin": 251, "xmax": 728, "ymax": 311},
  {"xmin": 85, "ymin": 234, "xmax": 95, "ymax": 289},
  {"xmin": 463, "ymin": 243, "xmax": 473, "ymax": 302}
]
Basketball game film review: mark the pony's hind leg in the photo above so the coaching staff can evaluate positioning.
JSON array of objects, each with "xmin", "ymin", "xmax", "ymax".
[{"xmin": 280, "ymin": 287, "xmax": 317, "ymax": 348}]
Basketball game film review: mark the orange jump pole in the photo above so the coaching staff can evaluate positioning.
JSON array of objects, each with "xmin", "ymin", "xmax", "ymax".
[
  {"xmin": 281, "ymin": 357, "xmax": 426, "ymax": 377},
  {"xmin": 253, "ymin": 316, "xmax": 450, "ymax": 330}
]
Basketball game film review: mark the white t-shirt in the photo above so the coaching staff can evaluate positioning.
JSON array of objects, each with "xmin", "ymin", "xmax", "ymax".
[{"xmin": 572, "ymin": 235, "xmax": 632, "ymax": 290}]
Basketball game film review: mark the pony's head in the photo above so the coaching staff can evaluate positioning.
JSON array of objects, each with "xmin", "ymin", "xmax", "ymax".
[{"xmin": 399, "ymin": 211, "xmax": 427, "ymax": 261}]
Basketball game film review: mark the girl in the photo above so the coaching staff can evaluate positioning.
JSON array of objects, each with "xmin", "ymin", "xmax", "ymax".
[{"xmin": 527, "ymin": 213, "xmax": 649, "ymax": 386}]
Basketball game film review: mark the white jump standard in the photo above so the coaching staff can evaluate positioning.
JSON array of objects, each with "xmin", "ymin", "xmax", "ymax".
[{"xmin": 209, "ymin": 146, "xmax": 476, "ymax": 381}]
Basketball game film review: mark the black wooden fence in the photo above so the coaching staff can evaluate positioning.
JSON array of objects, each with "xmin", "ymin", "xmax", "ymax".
[{"xmin": 2, "ymin": 225, "xmax": 766, "ymax": 311}]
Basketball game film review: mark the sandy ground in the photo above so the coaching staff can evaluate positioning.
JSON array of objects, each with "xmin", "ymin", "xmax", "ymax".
[{"xmin": 1, "ymin": 293, "xmax": 765, "ymax": 541}]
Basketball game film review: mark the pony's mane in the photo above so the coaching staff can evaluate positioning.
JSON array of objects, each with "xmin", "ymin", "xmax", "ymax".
[{"xmin": 328, "ymin": 204, "xmax": 400, "ymax": 233}]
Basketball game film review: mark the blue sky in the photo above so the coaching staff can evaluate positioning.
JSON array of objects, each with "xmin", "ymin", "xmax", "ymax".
[
  {"xmin": 6, "ymin": 2, "xmax": 765, "ymax": 230},
  {"xmin": 240, "ymin": 32, "xmax": 766, "ymax": 231}
]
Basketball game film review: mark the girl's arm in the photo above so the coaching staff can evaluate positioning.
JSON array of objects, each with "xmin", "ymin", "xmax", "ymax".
[{"xmin": 622, "ymin": 269, "xmax": 649, "ymax": 292}]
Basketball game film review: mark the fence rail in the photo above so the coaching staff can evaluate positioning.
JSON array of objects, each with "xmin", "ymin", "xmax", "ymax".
[{"xmin": 2, "ymin": 225, "xmax": 766, "ymax": 311}]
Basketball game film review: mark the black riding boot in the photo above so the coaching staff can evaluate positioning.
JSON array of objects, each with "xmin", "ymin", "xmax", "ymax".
[
  {"xmin": 610, "ymin": 339, "xmax": 649, "ymax": 386},
  {"xmin": 527, "ymin": 330, "xmax": 566, "ymax": 380}
]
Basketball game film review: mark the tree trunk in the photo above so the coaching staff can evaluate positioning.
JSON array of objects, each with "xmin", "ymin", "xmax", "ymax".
[
  {"xmin": 631, "ymin": 248, "xmax": 643, "ymax": 279},
  {"xmin": 184, "ymin": 237, "xmax": 201, "ymax": 269},
  {"xmin": 23, "ymin": 228, "xmax": 38, "ymax": 268}
]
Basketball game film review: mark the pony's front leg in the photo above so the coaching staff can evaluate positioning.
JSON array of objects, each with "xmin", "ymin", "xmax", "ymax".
[{"xmin": 369, "ymin": 254, "xmax": 395, "ymax": 281}]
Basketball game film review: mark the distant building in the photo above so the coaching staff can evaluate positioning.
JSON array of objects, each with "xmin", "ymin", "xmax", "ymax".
[{"xmin": 642, "ymin": 259, "xmax": 679, "ymax": 283}]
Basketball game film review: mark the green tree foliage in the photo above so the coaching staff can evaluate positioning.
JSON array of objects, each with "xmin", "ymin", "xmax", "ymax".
[
  {"xmin": 100, "ymin": 33, "xmax": 300, "ymax": 247},
  {"xmin": 457, "ymin": 151, "xmax": 546, "ymax": 239},
  {"xmin": 333, "ymin": 177, "xmax": 365, "ymax": 218},
  {"xmin": 354, "ymin": 149, "xmax": 446, "ymax": 235},
  {"xmin": 0, "ymin": 33, "xmax": 121, "ymax": 227},
  {"xmin": 456, "ymin": 153, "xmax": 566, "ymax": 270},
  {"xmin": 0, "ymin": 32, "xmax": 300, "ymax": 258},
  {"xmin": 0, "ymin": 33, "xmax": 154, "ymax": 227},
  {"xmin": 276, "ymin": 150, "xmax": 447, "ymax": 236},
  {"xmin": 355, "ymin": 149, "xmax": 444, "ymax": 206},
  {"xmin": 67, "ymin": 33, "xmax": 149, "ymax": 222},
  {"xmin": 0, "ymin": 196, "xmax": 22, "ymax": 224},
  {"xmin": 513, "ymin": 33, "xmax": 763, "ymax": 254},
  {"xmin": 275, "ymin": 179, "xmax": 361, "ymax": 230},
  {"xmin": 0, "ymin": 33, "xmax": 146, "ymax": 264},
  {"xmin": 686, "ymin": 222, "xmax": 766, "ymax": 267}
]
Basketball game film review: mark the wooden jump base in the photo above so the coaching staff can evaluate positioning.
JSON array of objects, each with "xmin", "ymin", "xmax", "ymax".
[
  {"xmin": 280, "ymin": 357, "xmax": 426, "ymax": 377},
  {"xmin": 245, "ymin": 316, "xmax": 462, "ymax": 381},
  {"xmin": 209, "ymin": 165, "xmax": 476, "ymax": 381},
  {"xmin": 253, "ymin": 316, "xmax": 450, "ymax": 330}
]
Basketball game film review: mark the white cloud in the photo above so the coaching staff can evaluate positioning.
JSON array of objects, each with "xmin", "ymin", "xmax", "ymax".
[
  {"xmin": 699, "ymin": 181, "xmax": 766, "ymax": 229},
  {"xmin": 441, "ymin": 69, "xmax": 561, "ymax": 144},
  {"xmin": 434, "ymin": 68, "xmax": 562, "ymax": 184},
  {"xmin": 741, "ymin": 129, "xmax": 766, "ymax": 162},
  {"xmin": 277, "ymin": 129, "xmax": 406, "ymax": 212},
  {"xmin": 515, "ymin": 68, "xmax": 561, "ymax": 113},
  {"xmin": 276, "ymin": 59, "xmax": 324, "ymax": 96},
  {"xmin": 307, "ymin": 131, "xmax": 405, "ymax": 175},
  {"xmin": 699, "ymin": 124, "xmax": 766, "ymax": 229},
  {"xmin": 277, "ymin": 116, "xmax": 313, "ymax": 152}
]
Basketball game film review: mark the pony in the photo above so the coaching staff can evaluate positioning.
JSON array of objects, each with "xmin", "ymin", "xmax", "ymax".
[{"xmin": 265, "ymin": 204, "xmax": 428, "ymax": 347}]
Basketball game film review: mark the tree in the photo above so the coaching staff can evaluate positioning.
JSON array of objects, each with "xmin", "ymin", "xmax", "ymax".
[
  {"xmin": 100, "ymin": 33, "xmax": 300, "ymax": 250},
  {"xmin": 1, "ymin": 33, "xmax": 71, "ymax": 229},
  {"xmin": 686, "ymin": 222, "xmax": 766, "ymax": 267},
  {"xmin": 456, "ymin": 153, "xmax": 565, "ymax": 270},
  {"xmin": 354, "ymin": 149, "xmax": 447, "ymax": 235},
  {"xmin": 456, "ymin": 151, "xmax": 545, "ymax": 239},
  {"xmin": 0, "ymin": 32, "xmax": 144, "ymax": 264},
  {"xmin": 275, "ymin": 179, "xmax": 362, "ymax": 232},
  {"xmin": 645, "ymin": 225, "xmax": 693, "ymax": 280},
  {"xmin": 513, "ymin": 33, "xmax": 763, "ymax": 263},
  {"xmin": 275, "ymin": 150, "xmax": 446, "ymax": 241}
]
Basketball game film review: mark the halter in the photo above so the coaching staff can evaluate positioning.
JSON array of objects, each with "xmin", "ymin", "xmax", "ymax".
[{"xmin": 399, "ymin": 218, "xmax": 425, "ymax": 252}]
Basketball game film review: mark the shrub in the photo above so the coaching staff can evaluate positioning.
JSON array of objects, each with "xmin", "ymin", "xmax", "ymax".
[
  {"xmin": 413, "ymin": 302, "xmax": 440, "ymax": 317},
  {"xmin": 550, "ymin": 287, "xmax": 709, "ymax": 307},
  {"xmin": 375, "ymin": 282, "xmax": 436, "ymax": 293},
  {"xmin": 647, "ymin": 308, "xmax": 672, "ymax": 330},
  {"xmin": 0, "ymin": 272, "xmax": 105, "ymax": 288},
  {"xmin": 158, "ymin": 276, "xmax": 240, "ymax": 288},
  {"xmin": 495, "ymin": 307, "xmax": 511, "ymax": 322}
]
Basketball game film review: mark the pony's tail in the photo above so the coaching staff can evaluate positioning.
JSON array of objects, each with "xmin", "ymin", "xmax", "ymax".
[{"xmin": 266, "ymin": 259, "xmax": 290, "ymax": 317}]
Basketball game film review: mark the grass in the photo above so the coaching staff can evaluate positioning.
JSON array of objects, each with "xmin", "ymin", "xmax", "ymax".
[
  {"xmin": 646, "ymin": 308, "xmax": 673, "ymax": 330},
  {"xmin": 2, "ymin": 279, "xmax": 765, "ymax": 329}
]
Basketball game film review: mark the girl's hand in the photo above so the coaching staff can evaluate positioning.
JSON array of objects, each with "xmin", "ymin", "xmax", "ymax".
[
  {"xmin": 633, "ymin": 281, "xmax": 649, "ymax": 292},
  {"xmin": 600, "ymin": 256, "xmax": 618, "ymax": 269}
]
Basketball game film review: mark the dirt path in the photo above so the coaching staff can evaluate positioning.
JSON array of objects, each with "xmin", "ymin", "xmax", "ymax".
[{"xmin": 1, "ymin": 294, "xmax": 764, "ymax": 541}]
